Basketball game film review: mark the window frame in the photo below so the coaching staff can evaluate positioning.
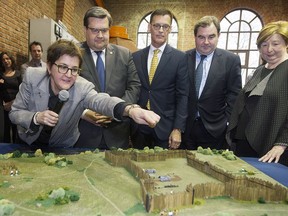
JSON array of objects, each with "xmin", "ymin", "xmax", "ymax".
[{"xmin": 218, "ymin": 9, "xmax": 263, "ymax": 85}]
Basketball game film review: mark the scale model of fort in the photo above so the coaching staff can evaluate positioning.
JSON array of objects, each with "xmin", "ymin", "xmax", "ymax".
[{"xmin": 105, "ymin": 149, "xmax": 288, "ymax": 213}]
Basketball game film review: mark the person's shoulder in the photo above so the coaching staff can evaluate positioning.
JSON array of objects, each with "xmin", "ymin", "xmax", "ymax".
[
  {"xmin": 79, "ymin": 41, "xmax": 88, "ymax": 49},
  {"xmin": 25, "ymin": 67, "xmax": 47, "ymax": 78},
  {"xmin": 79, "ymin": 42, "xmax": 91, "ymax": 54},
  {"xmin": 132, "ymin": 46, "xmax": 149, "ymax": 60},
  {"xmin": 132, "ymin": 48, "xmax": 142, "ymax": 55},
  {"xmin": 185, "ymin": 48, "xmax": 196, "ymax": 55},
  {"xmin": 14, "ymin": 70, "xmax": 22, "ymax": 77},
  {"xmin": 167, "ymin": 45, "xmax": 185, "ymax": 54},
  {"xmin": 215, "ymin": 48, "xmax": 238, "ymax": 57},
  {"xmin": 41, "ymin": 60, "xmax": 47, "ymax": 66},
  {"xmin": 108, "ymin": 43, "xmax": 126, "ymax": 49},
  {"xmin": 75, "ymin": 75, "xmax": 95, "ymax": 89},
  {"xmin": 21, "ymin": 62, "xmax": 29, "ymax": 69},
  {"xmin": 108, "ymin": 43, "xmax": 130, "ymax": 54},
  {"xmin": 22, "ymin": 67, "xmax": 48, "ymax": 84}
]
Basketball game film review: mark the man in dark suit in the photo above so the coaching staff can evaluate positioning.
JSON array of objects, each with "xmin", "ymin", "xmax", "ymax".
[
  {"xmin": 75, "ymin": 7, "xmax": 141, "ymax": 150},
  {"xmin": 182, "ymin": 16, "xmax": 242, "ymax": 150},
  {"xmin": 131, "ymin": 9, "xmax": 188, "ymax": 149}
]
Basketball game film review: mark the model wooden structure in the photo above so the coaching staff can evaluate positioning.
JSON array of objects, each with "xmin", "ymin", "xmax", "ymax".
[{"xmin": 105, "ymin": 149, "xmax": 288, "ymax": 213}]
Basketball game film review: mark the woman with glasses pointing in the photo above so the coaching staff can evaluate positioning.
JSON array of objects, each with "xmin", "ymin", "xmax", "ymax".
[{"xmin": 9, "ymin": 39, "xmax": 160, "ymax": 149}]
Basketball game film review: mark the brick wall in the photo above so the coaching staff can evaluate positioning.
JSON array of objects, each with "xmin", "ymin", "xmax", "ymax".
[
  {"xmin": 0, "ymin": 0, "xmax": 287, "ymax": 68},
  {"xmin": 0, "ymin": 0, "xmax": 94, "ymax": 68}
]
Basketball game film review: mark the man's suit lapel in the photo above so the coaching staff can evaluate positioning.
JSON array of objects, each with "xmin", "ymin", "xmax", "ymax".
[
  {"xmin": 200, "ymin": 49, "xmax": 220, "ymax": 97},
  {"xmin": 82, "ymin": 43, "xmax": 101, "ymax": 91},
  {"xmin": 244, "ymin": 66, "xmax": 263, "ymax": 93},
  {"xmin": 140, "ymin": 47, "xmax": 150, "ymax": 87},
  {"xmin": 105, "ymin": 44, "xmax": 115, "ymax": 91},
  {"xmin": 187, "ymin": 49, "xmax": 196, "ymax": 87}
]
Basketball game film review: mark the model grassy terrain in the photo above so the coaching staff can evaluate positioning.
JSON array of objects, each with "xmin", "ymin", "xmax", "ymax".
[{"xmin": 0, "ymin": 150, "xmax": 288, "ymax": 216}]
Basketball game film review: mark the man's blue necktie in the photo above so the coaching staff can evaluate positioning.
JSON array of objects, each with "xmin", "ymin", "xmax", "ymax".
[
  {"xmin": 95, "ymin": 51, "xmax": 105, "ymax": 92},
  {"xmin": 195, "ymin": 55, "xmax": 207, "ymax": 98}
]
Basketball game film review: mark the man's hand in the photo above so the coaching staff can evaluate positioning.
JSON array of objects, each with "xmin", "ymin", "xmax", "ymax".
[
  {"xmin": 169, "ymin": 129, "xmax": 181, "ymax": 149},
  {"xmin": 127, "ymin": 106, "xmax": 160, "ymax": 128},
  {"xmin": 259, "ymin": 145, "xmax": 286, "ymax": 163},
  {"xmin": 82, "ymin": 110, "xmax": 112, "ymax": 127}
]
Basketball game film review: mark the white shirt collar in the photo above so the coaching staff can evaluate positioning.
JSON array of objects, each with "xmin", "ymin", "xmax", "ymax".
[
  {"xmin": 90, "ymin": 48, "xmax": 106, "ymax": 56},
  {"xmin": 149, "ymin": 43, "xmax": 166, "ymax": 54},
  {"xmin": 196, "ymin": 50, "xmax": 214, "ymax": 59}
]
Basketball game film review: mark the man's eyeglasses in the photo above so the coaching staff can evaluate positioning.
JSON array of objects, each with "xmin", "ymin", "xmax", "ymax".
[
  {"xmin": 152, "ymin": 24, "xmax": 171, "ymax": 31},
  {"xmin": 87, "ymin": 27, "xmax": 109, "ymax": 34},
  {"xmin": 53, "ymin": 63, "xmax": 81, "ymax": 76}
]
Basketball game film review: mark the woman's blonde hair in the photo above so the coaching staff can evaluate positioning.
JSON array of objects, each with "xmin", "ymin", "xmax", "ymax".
[{"xmin": 257, "ymin": 21, "xmax": 288, "ymax": 49}]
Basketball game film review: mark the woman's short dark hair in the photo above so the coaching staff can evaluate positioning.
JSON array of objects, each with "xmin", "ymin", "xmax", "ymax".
[{"xmin": 46, "ymin": 39, "xmax": 83, "ymax": 68}]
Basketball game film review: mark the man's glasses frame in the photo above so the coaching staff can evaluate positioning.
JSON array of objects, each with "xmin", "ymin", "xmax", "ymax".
[
  {"xmin": 53, "ymin": 63, "xmax": 81, "ymax": 76},
  {"xmin": 151, "ymin": 23, "xmax": 171, "ymax": 31},
  {"xmin": 87, "ymin": 27, "xmax": 110, "ymax": 35}
]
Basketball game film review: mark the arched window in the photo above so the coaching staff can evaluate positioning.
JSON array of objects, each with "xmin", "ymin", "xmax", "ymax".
[
  {"xmin": 137, "ymin": 12, "xmax": 178, "ymax": 49},
  {"xmin": 218, "ymin": 9, "xmax": 263, "ymax": 85}
]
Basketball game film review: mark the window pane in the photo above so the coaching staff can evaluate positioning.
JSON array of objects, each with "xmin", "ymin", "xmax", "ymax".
[
  {"xmin": 242, "ymin": 68, "xmax": 248, "ymax": 85},
  {"xmin": 242, "ymin": 10, "xmax": 256, "ymax": 22},
  {"xmin": 138, "ymin": 20, "xmax": 149, "ymax": 32},
  {"xmin": 239, "ymin": 33, "xmax": 250, "ymax": 49},
  {"xmin": 227, "ymin": 33, "xmax": 238, "ymax": 49},
  {"xmin": 171, "ymin": 19, "xmax": 178, "ymax": 32},
  {"xmin": 147, "ymin": 34, "xmax": 151, "ymax": 46},
  {"xmin": 137, "ymin": 33, "xmax": 148, "ymax": 49},
  {"xmin": 238, "ymin": 52, "xmax": 246, "ymax": 67},
  {"xmin": 251, "ymin": 19, "xmax": 263, "ymax": 31},
  {"xmin": 226, "ymin": 10, "xmax": 240, "ymax": 22},
  {"xmin": 220, "ymin": 18, "xmax": 230, "ymax": 32},
  {"xmin": 168, "ymin": 33, "xmax": 178, "ymax": 48},
  {"xmin": 249, "ymin": 51, "xmax": 260, "ymax": 67},
  {"xmin": 250, "ymin": 33, "xmax": 259, "ymax": 49},
  {"xmin": 218, "ymin": 33, "xmax": 227, "ymax": 49},
  {"xmin": 230, "ymin": 22, "xmax": 239, "ymax": 31},
  {"xmin": 240, "ymin": 22, "xmax": 251, "ymax": 31}
]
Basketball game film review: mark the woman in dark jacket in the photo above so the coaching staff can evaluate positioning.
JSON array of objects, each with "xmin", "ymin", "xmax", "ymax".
[{"xmin": 227, "ymin": 21, "xmax": 288, "ymax": 166}]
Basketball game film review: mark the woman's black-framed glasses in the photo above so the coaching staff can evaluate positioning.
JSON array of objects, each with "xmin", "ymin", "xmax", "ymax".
[{"xmin": 53, "ymin": 63, "xmax": 81, "ymax": 76}]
